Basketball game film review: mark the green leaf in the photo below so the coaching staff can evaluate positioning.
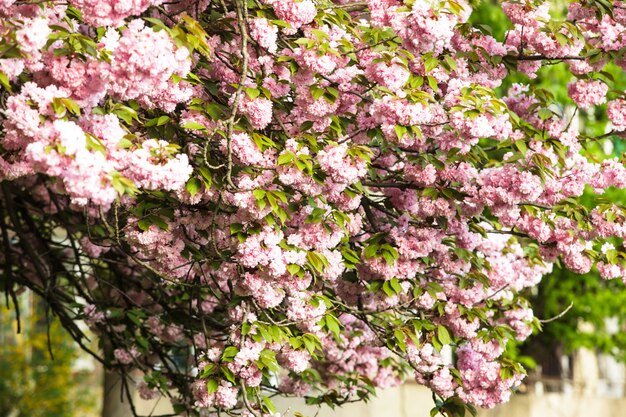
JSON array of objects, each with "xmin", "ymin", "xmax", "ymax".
[
  {"xmin": 262, "ymin": 396, "xmax": 277, "ymax": 414},
  {"xmin": 157, "ymin": 115, "xmax": 170, "ymax": 126},
  {"xmin": 500, "ymin": 366, "xmax": 514, "ymax": 380},
  {"xmin": 110, "ymin": 171, "xmax": 138, "ymax": 196},
  {"xmin": 538, "ymin": 108, "xmax": 553, "ymax": 120},
  {"xmin": 221, "ymin": 366, "xmax": 236, "ymax": 383},
  {"xmin": 381, "ymin": 251, "xmax": 395, "ymax": 265},
  {"xmin": 514, "ymin": 140, "xmax": 527, "ymax": 156},
  {"xmin": 606, "ymin": 249, "xmax": 618, "ymax": 264},
  {"xmin": 325, "ymin": 314, "xmax": 342, "ymax": 336},
  {"xmin": 427, "ymin": 76, "xmax": 439, "ymax": 91},
  {"xmin": 229, "ymin": 223, "xmax": 243, "ymax": 235},
  {"xmin": 0, "ymin": 72, "xmax": 11, "ymax": 92},
  {"xmin": 85, "ymin": 133, "xmax": 107, "ymax": 155},
  {"xmin": 300, "ymin": 121, "xmax": 314, "ymax": 132},
  {"xmin": 310, "ymin": 85, "xmax": 325, "ymax": 100},
  {"xmin": 394, "ymin": 125, "xmax": 407, "ymax": 141},
  {"xmin": 277, "ymin": 152, "xmax": 294, "ymax": 165},
  {"xmin": 431, "ymin": 334, "xmax": 443, "ymax": 351},
  {"xmin": 437, "ymin": 325, "xmax": 452, "ymax": 346},
  {"xmin": 117, "ymin": 136, "xmax": 134, "ymax": 149},
  {"xmin": 206, "ymin": 379, "xmax": 218, "ymax": 394},
  {"xmin": 389, "ymin": 277, "xmax": 402, "ymax": 294},
  {"xmin": 287, "ymin": 264, "xmax": 301, "ymax": 275},
  {"xmin": 112, "ymin": 107, "xmax": 137, "ymax": 125},
  {"xmin": 307, "ymin": 251, "xmax": 326, "ymax": 273},
  {"xmin": 302, "ymin": 336, "xmax": 316, "ymax": 353},
  {"xmin": 364, "ymin": 244, "xmax": 379, "ymax": 259},
  {"xmin": 61, "ymin": 98, "xmax": 80, "ymax": 116},
  {"xmin": 270, "ymin": 19, "xmax": 293, "ymax": 28},
  {"xmin": 424, "ymin": 56, "xmax": 439, "ymax": 72},
  {"xmin": 51, "ymin": 98, "xmax": 66, "ymax": 117},
  {"xmin": 181, "ymin": 121, "xmax": 207, "ymax": 131},
  {"xmin": 245, "ymin": 87, "xmax": 260, "ymax": 99},
  {"xmin": 382, "ymin": 281, "xmax": 395, "ymax": 297},
  {"xmin": 144, "ymin": 17, "xmax": 170, "ymax": 32},
  {"xmin": 137, "ymin": 218, "xmax": 151, "ymax": 231},
  {"xmin": 341, "ymin": 246, "xmax": 360, "ymax": 263},
  {"xmin": 445, "ymin": 55, "xmax": 457, "ymax": 71},
  {"xmin": 289, "ymin": 337, "xmax": 303, "ymax": 349},
  {"xmin": 221, "ymin": 346, "xmax": 238, "ymax": 362},
  {"xmin": 185, "ymin": 177, "xmax": 202, "ymax": 196}
]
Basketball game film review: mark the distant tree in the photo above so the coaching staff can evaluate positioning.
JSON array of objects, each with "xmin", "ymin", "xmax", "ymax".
[{"xmin": 0, "ymin": 297, "xmax": 97, "ymax": 417}]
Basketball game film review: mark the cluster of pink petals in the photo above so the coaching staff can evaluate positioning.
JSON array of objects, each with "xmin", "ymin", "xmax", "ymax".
[
  {"xmin": 261, "ymin": 0, "xmax": 316, "ymax": 34},
  {"xmin": 249, "ymin": 18, "xmax": 279, "ymax": 54},
  {"xmin": 70, "ymin": 0, "xmax": 162, "ymax": 27},
  {"xmin": 104, "ymin": 20, "xmax": 193, "ymax": 111},
  {"xmin": 608, "ymin": 99, "xmax": 626, "ymax": 131},
  {"xmin": 567, "ymin": 79, "xmax": 608, "ymax": 109}
]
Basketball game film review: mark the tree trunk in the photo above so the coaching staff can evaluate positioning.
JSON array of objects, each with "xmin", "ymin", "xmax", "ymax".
[{"xmin": 102, "ymin": 370, "xmax": 135, "ymax": 417}]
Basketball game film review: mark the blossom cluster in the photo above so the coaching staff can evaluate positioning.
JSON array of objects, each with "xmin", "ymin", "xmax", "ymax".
[{"xmin": 2, "ymin": 1, "xmax": 626, "ymax": 417}]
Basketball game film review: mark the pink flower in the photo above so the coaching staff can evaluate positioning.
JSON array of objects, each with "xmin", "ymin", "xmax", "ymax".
[
  {"xmin": 70, "ymin": 0, "xmax": 163, "ymax": 27},
  {"xmin": 568, "ymin": 79, "xmax": 608, "ymax": 109},
  {"xmin": 125, "ymin": 139, "xmax": 193, "ymax": 191},
  {"xmin": 15, "ymin": 17, "xmax": 51, "ymax": 54},
  {"xmin": 261, "ymin": 0, "xmax": 316, "ymax": 33},
  {"xmin": 238, "ymin": 96, "xmax": 273, "ymax": 130},
  {"xmin": 114, "ymin": 347, "xmax": 140, "ymax": 365},
  {"xmin": 249, "ymin": 18, "xmax": 278, "ymax": 54},
  {"xmin": 278, "ymin": 348, "xmax": 311, "ymax": 373},
  {"xmin": 608, "ymin": 99, "xmax": 626, "ymax": 131},
  {"xmin": 229, "ymin": 132, "xmax": 267, "ymax": 166},
  {"xmin": 104, "ymin": 20, "xmax": 192, "ymax": 111},
  {"xmin": 317, "ymin": 143, "xmax": 367, "ymax": 184},
  {"xmin": 214, "ymin": 383, "xmax": 238, "ymax": 409}
]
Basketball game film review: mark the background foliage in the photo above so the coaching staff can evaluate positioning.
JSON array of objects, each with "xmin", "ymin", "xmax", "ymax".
[{"xmin": 0, "ymin": 297, "xmax": 98, "ymax": 417}]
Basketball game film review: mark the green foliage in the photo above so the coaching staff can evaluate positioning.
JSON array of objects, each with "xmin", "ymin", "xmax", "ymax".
[{"xmin": 525, "ymin": 266, "xmax": 626, "ymax": 361}]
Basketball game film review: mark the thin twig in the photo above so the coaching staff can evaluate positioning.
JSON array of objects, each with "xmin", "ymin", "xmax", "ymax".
[
  {"xmin": 539, "ymin": 301, "xmax": 574, "ymax": 323},
  {"xmin": 225, "ymin": 0, "xmax": 250, "ymax": 189}
]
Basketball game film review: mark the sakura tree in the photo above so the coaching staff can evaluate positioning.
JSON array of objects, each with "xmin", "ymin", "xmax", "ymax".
[{"xmin": 1, "ymin": 0, "xmax": 626, "ymax": 416}]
